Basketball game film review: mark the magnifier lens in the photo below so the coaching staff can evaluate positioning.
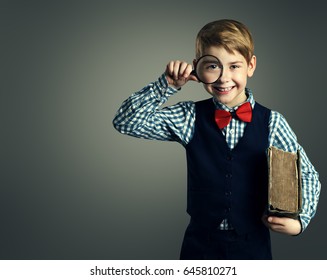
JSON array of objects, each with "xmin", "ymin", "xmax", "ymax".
[{"xmin": 195, "ymin": 55, "xmax": 222, "ymax": 84}]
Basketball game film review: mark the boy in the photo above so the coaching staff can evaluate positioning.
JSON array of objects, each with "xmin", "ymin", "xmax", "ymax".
[{"xmin": 113, "ymin": 19, "xmax": 320, "ymax": 259}]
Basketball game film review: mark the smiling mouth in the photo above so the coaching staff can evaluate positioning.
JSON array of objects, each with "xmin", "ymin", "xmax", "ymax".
[{"xmin": 213, "ymin": 86, "xmax": 235, "ymax": 93}]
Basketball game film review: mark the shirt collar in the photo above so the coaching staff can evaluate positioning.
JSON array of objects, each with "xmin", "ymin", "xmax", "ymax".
[{"xmin": 212, "ymin": 88, "xmax": 255, "ymax": 111}]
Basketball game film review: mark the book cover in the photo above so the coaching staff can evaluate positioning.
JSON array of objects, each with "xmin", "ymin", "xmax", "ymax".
[{"xmin": 267, "ymin": 146, "xmax": 302, "ymax": 218}]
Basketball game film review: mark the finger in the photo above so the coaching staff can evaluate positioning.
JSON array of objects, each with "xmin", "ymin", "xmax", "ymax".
[
  {"xmin": 261, "ymin": 215, "xmax": 272, "ymax": 229},
  {"xmin": 188, "ymin": 71, "xmax": 199, "ymax": 82},
  {"xmin": 267, "ymin": 216, "xmax": 284, "ymax": 226},
  {"xmin": 165, "ymin": 61, "xmax": 198, "ymax": 87},
  {"xmin": 173, "ymin": 60, "xmax": 182, "ymax": 80},
  {"xmin": 175, "ymin": 61, "xmax": 193, "ymax": 80},
  {"xmin": 180, "ymin": 64, "xmax": 199, "ymax": 82},
  {"xmin": 178, "ymin": 61, "xmax": 189, "ymax": 78},
  {"xmin": 264, "ymin": 218, "xmax": 286, "ymax": 232},
  {"xmin": 183, "ymin": 63, "xmax": 194, "ymax": 77},
  {"xmin": 166, "ymin": 61, "xmax": 175, "ymax": 77},
  {"xmin": 270, "ymin": 225, "xmax": 287, "ymax": 233}
]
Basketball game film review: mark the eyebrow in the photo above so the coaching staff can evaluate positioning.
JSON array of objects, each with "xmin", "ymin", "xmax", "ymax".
[
  {"xmin": 228, "ymin": 61, "xmax": 244, "ymax": 65},
  {"xmin": 202, "ymin": 59, "xmax": 219, "ymax": 64}
]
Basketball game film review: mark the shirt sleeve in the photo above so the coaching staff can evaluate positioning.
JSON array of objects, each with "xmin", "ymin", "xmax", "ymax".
[
  {"xmin": 112, "ymin": 73, "xmax": 196, "ymax": 146},
  {"xmin": 268, "ymin": 111, "xmax": 321, "ymax": 232}
]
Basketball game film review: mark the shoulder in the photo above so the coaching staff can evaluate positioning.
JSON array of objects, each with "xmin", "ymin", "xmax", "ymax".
[
  {"xmin": 256, "ymin": 104, "xmax": 291, "ymax": 128},
  {"xmin": 252, "ymin": 102, "xmax": 271, "ymax": 126},
  {"xmin": 269, "ymin": 110, "xmax": 294, "ymax": 132},
  {"xmin": 254, "ymin": 101, "xmax": 271, "ymax": 113}
]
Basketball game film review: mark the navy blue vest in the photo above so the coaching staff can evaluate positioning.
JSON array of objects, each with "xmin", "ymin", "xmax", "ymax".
[{"xmin": 185, "ymin": 98, "xmax": 271, "ymax": 234}]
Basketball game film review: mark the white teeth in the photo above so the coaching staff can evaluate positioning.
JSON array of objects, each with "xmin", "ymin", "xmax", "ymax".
[{"xmin": 217, "ymin": 86, "xmax": 233, "ymax": 92}]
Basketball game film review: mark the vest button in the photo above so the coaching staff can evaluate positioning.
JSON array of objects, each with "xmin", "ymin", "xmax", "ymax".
[
  {"xmin": 227, "ymin": 155, "xmax": 233, "ymax": 161},
  {"xmin": 225, "ymin": 173, "xmax": 232, "ymax": 178},
  {"xmin": 225, "ymin": 191, "xmax": 232, "ymax": 196},
  {"xmin": 225, "ymin": 207, "xmax": 231, "ymax": 213}
]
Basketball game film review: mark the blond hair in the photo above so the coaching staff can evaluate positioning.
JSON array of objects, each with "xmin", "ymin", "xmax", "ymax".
[{"xmin": 195, "ymin": 19, "xmax": 254, "ymax": 64}]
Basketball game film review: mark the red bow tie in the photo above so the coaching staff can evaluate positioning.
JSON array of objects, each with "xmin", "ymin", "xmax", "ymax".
[{"xmin": 215, "ymin": 102, "xmax": 252, "ymax": 129}]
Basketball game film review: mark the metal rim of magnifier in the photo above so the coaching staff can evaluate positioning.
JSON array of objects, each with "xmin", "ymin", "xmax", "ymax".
[{"xmin": 191, "ymin": 54, "xmax": 223, "ymax": 84}]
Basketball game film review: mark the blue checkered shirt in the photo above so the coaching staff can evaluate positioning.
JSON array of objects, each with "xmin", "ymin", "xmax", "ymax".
[{"xmin": 113, "ymin": 74, "xmax": 321, "ymax": 232}]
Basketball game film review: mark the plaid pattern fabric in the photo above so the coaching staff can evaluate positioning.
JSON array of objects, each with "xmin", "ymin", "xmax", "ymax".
[{"xmin": 113, "ymin": 74, "xmax": 321, "ymax": 232}]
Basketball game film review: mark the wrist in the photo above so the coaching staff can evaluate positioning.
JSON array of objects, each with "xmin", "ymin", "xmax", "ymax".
[
  {"xmin": 161, "ymin": 73, "xmax": 181, "ymax": 92},
  {"xmin": 292, "ymin": 218, "xmax": 303, "ymax": 236}
]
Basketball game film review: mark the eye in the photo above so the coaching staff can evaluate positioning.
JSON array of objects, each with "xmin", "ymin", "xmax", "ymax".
[
  {"xmin": 206, "ymin": 63, "xmax": 220, "ymax": 71},
  {"xmin": 230, "ymin": 65, "xmax": 241, "ymax": 70},
  {"xmin": 207, "ymin": 63, "xmax": 217, "ymax": 69}
]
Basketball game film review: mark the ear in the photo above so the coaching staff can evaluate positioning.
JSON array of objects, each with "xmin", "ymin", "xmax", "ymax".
[{"xmin": 247, "ymin": 55, "xmax": 256, "ymax": 77}]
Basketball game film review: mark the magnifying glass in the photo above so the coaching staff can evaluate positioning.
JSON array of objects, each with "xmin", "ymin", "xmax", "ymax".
[{"xmin": 191, "ymin": 55, "xmax": 223, "ymax": 84}]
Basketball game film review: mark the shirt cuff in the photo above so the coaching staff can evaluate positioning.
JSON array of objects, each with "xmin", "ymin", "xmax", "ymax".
[{"xmin": 158, "ymin": 73, "xmax": 180, "ymax": 94}]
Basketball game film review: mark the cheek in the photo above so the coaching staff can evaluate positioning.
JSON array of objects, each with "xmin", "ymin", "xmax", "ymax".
[{"xmin": 234, "ymin": 72, "xmax": 248, "ymax": 84}]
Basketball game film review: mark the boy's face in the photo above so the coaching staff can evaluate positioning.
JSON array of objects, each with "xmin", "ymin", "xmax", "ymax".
[{"xmin": 197, "ymin": 46, "xmax": 256, "ymax": 108}]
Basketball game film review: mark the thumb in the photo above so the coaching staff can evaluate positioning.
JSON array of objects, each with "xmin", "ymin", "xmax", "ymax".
[{"xmin": 187, "ymin": 71, "xmax": 200, "ymax": 83}]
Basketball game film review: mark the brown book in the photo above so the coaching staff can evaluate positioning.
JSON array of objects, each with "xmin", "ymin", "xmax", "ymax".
[{"xmin": 267, "ymin": 146, "xmax": 302, "ymax": 218}]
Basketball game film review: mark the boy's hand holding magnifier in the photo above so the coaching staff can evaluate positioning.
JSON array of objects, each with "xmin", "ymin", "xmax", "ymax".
[
  {"xmin": 165, "ymin": 55, "xmax": 225, "ymax": 89},
  {"xmin": 165, "ymin": 60, "xmax": 199, "ymax": 89}
]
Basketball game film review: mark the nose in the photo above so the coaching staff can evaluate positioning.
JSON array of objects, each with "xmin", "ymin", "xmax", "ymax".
[{"xmin": 217, "ymin": 67, "xmax": 230, "ymax": 83}]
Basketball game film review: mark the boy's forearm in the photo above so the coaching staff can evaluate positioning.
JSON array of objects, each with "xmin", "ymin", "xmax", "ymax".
[
  {"xmin": 112, "ymin": 74, "xmax": 178, "ymax": 139},
  {"xmin": 298, "ymin": 145, "xmax": 321, "ymax": 233}
]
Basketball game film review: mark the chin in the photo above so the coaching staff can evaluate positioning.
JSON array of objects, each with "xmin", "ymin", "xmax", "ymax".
[{"xmin": 213, "ymin": 94, "xmax": 233, "ymax": 105}]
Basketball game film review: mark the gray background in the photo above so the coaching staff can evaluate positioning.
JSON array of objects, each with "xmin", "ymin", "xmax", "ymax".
[{"xmin": 2, "ymin": 0, "xmax": 326, "ymax": 259}]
